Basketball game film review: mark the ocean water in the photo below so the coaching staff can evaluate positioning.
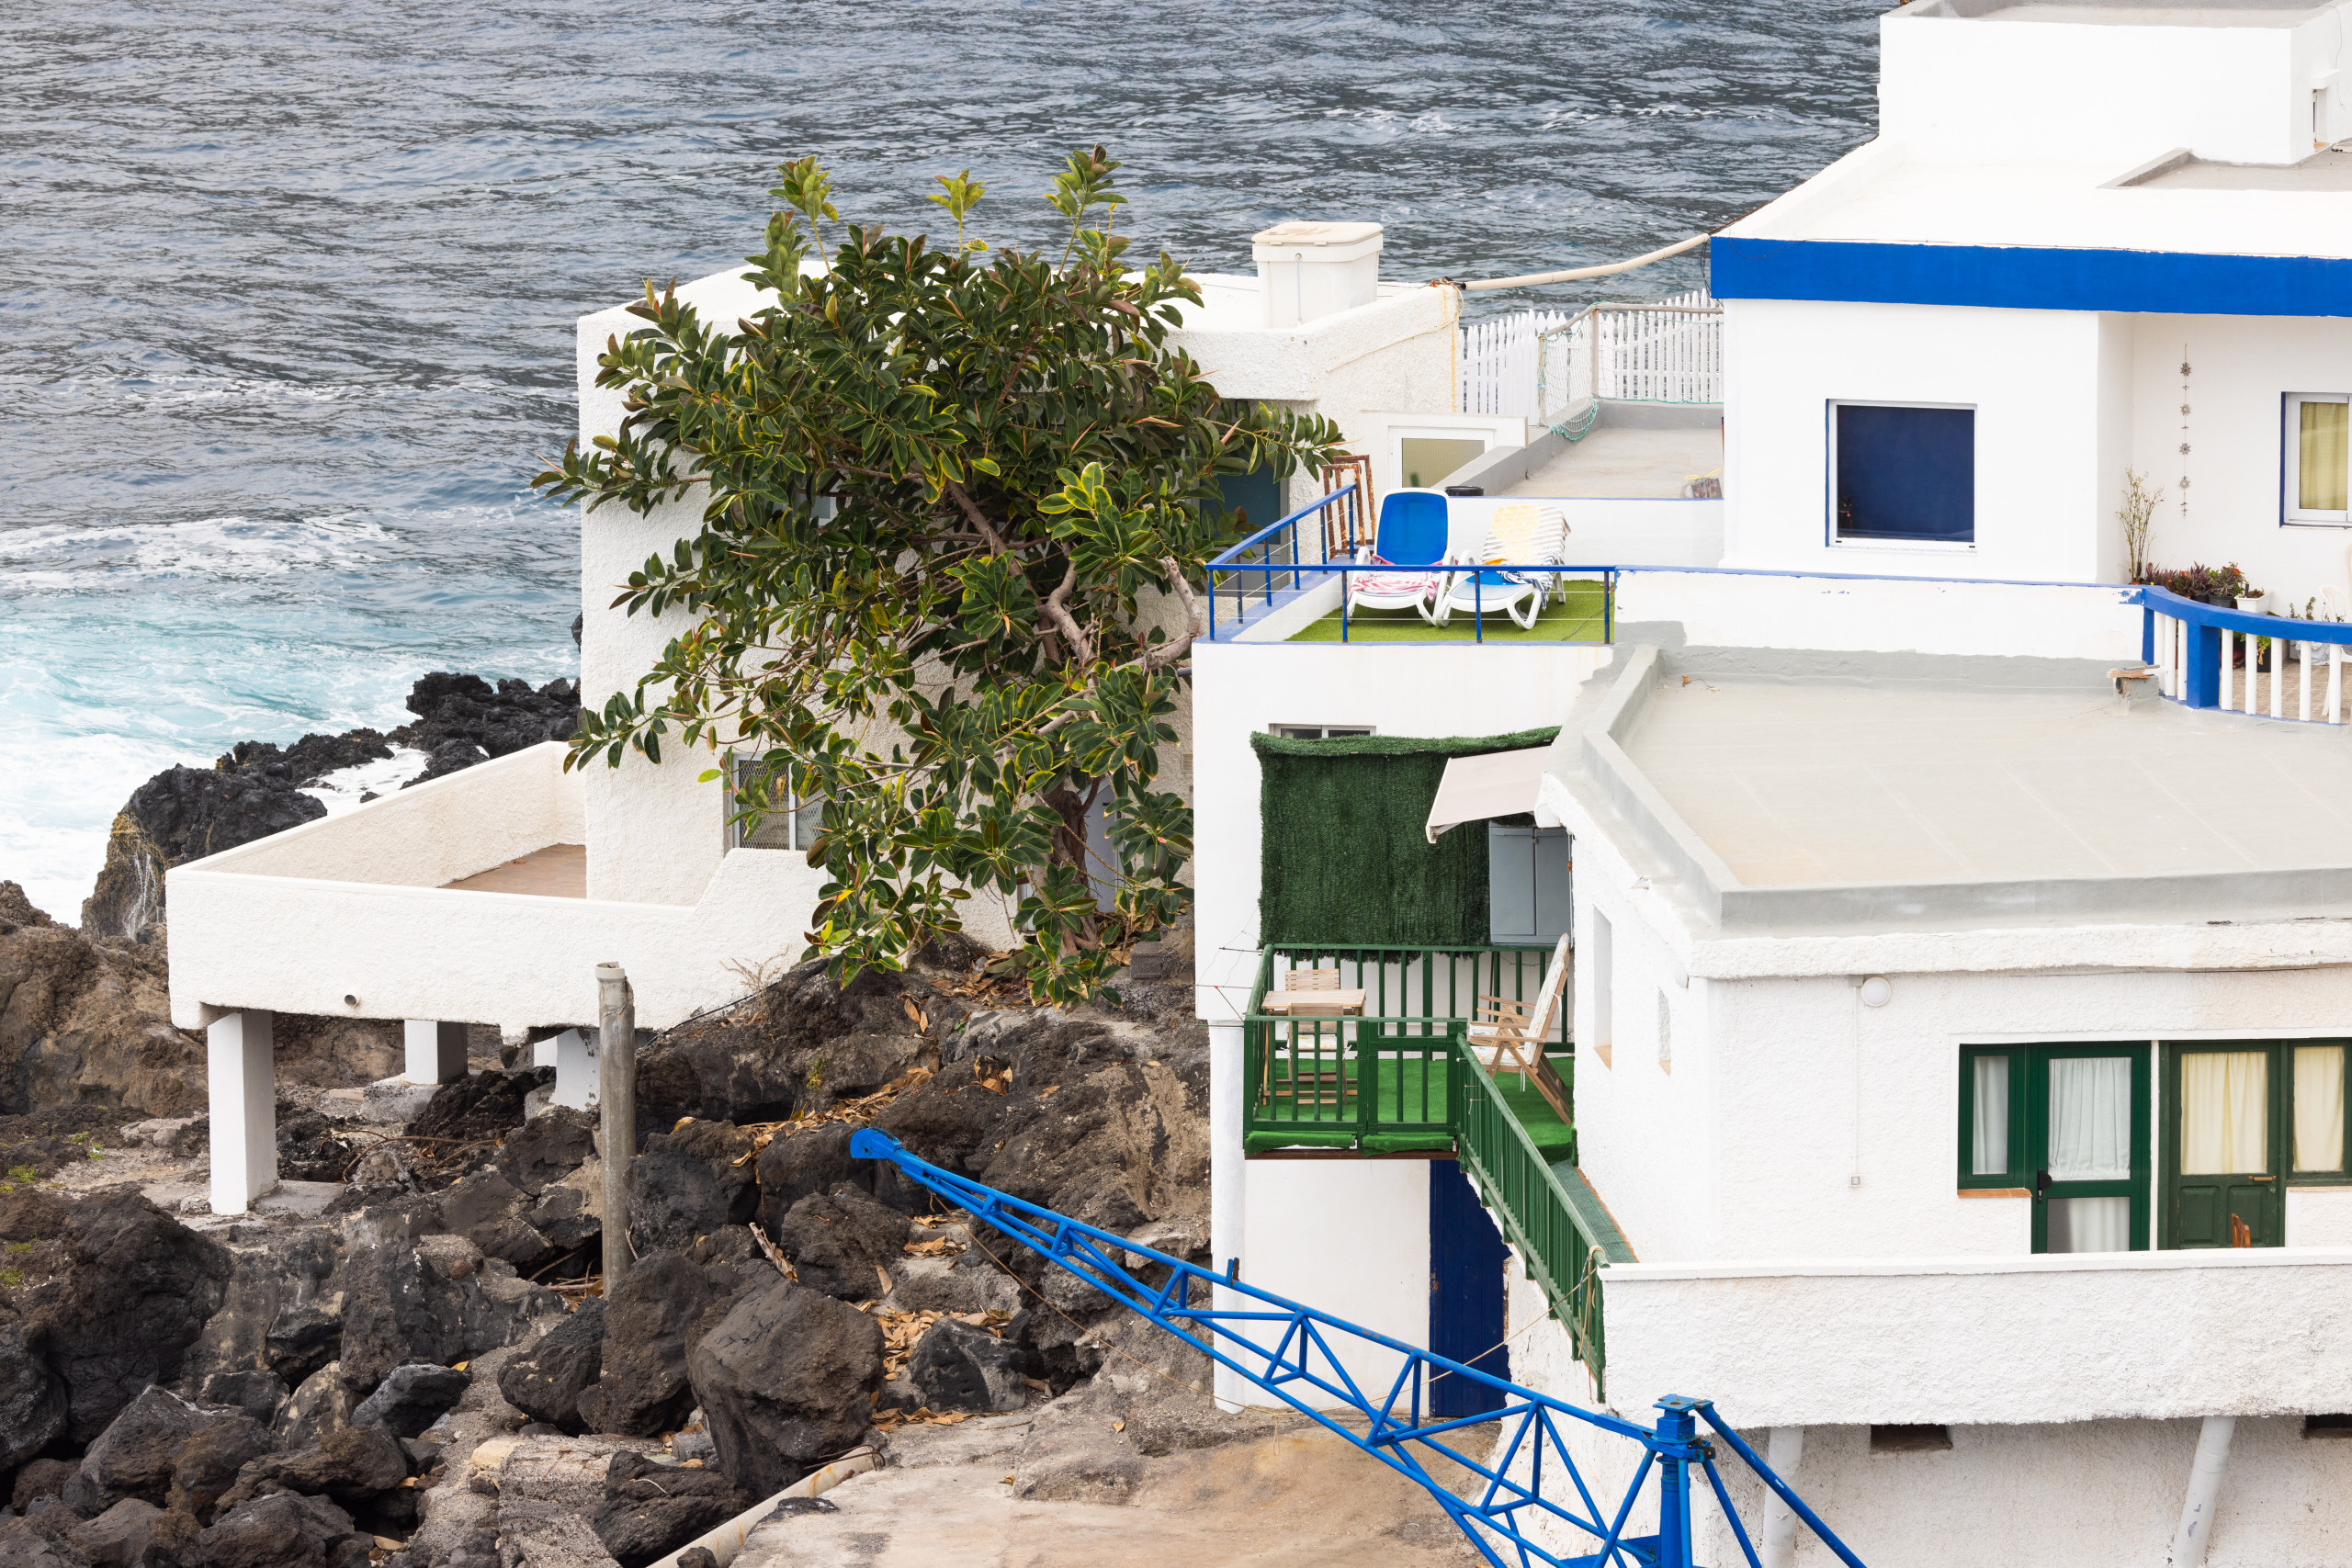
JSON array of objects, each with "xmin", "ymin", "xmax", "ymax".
[{"xmin": 1, "ymin": 0, "xmax": 1883, "ymax": 921}]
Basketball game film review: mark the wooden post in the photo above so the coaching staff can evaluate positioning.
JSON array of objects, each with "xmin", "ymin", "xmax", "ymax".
[{"xmin": 597, "ymin": 962, "xmax": 636, "ymax": 1290}]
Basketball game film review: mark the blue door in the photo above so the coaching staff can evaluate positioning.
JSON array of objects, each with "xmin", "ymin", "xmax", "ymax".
[{"xmin": 1428, "ymin": 1158, "xmax": 1509, "ymax": 1416}]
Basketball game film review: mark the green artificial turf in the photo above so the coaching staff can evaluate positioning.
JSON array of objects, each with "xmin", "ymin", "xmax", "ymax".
[
  {"xmin": 1287, "ymin": 581, "xmax": 1610, "ymax": 643},
  {"xmin": 1247, "ymin": 1051, "xmax": 1576, "ymax": 1161}
]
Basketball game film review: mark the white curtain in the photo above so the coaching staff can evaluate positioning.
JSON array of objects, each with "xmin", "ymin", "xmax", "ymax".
[
  {"xmin": 2296, "ymin": 1045, "xmax": 2346, "ymax": 1174},
  {"xmin": 2046, "ymin": 1195, "xmax": 2132, "ymax": 1254},
  {"xmin": 2047, "ymin": 1056, "xmax": 2132, "ymax": 1180},
  {"xmin": 1972, "ymin": 1055, "xmax": 2009, "ymax": 1177},
  {"xmin": 2181, "ymin": 1052, "xmax": 2267, "ymax": 1176}
]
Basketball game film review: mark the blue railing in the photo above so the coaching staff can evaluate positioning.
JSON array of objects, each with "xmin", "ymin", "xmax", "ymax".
[
  {"xmin": 2137, "ymin": 584, "xmax": 2352, "ymax": 719},
  {"xmin": 853, "ymin": 1129, "xmax": 1868, "ymax": 1568},
  {"xmin": 1206, "ymin": 485, "xmax": 1616, "ymax": 645}
]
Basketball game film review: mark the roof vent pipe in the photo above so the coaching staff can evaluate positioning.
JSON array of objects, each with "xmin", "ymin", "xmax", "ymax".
[{"xmin": 1251, "ymin": 221, "xmax": 1383, "ymax": 328}]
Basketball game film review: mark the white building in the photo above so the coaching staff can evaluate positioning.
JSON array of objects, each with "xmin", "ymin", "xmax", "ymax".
[
  {"xmin": 165, "ymin": 223, "xmax": 1464, "ymax": 1214},
  {"xmin": 1197, "ymin": 4, "xmax": 2352, "ymax": 1564}
]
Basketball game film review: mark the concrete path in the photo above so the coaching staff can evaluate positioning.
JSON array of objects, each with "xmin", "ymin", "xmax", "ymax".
[{"xmin": 733, "ymin": 1425, "xmax": 1487, "ymax": 1568}]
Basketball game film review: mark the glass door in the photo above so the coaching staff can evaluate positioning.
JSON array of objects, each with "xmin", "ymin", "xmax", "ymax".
[
  {"xmin": 2026, "ymin": 1045, "xmax": 2149, "ymax": 1253},
  {"xmin": 2164, "ymin": 1043, "xmax": 2286, "ymax": 1247}
]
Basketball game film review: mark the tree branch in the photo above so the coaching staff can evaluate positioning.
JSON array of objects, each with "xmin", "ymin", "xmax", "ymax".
[{"xmin": 1041, "ymin": 558, "xmax": 1095, "ymax": 665}]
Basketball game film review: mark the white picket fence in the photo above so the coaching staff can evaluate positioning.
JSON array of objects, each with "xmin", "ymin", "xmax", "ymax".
[{"xmin": 1461, "ymin": 290, "xmax": 1722, "ymax": 421}]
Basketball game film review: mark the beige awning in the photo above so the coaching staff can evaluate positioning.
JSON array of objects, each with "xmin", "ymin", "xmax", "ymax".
[{"xmin": 1424, "ymin": 746, "xmax": 1551, "ymax": 843}]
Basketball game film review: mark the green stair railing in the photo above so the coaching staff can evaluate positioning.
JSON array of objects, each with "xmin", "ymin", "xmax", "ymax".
[{"xmin": 1451, "ymin": 1025, "xmax": 1611, "ymax": 1395}]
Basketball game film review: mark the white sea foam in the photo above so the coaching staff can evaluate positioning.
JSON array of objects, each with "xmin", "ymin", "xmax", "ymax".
[{"xmin": 301, "ymin": 747, "xmax": 433, "ymax": 814}]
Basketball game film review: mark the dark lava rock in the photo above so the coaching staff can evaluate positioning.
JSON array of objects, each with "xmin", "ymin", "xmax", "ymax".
[
  {"xmin": 273, "ymin": 1103, "xmax": 365, "ymax": 1184},
  {"xmin": 591, "ymin": 1452, "xmax": 751, "ymax": 1568},
  {"xmin": 79, "ymin": 767, "xmax": 325, "ymax": 941},
  {"xmin": 334, "ymin": 1232, "xmax": 559, "ymax": 1398},
  {"xmin": 198, "ymin": 1490, "xmax": 356, "ymax": 1568},
  {"xmin": 1, "ymin": 1321, "xmax": 71, "ymax": 1472},
  {"xmin": 192, "ymin": 1370, "xmax": 288, "ymax": 1429},
  {"xmin": 769, "ymin": 1183, "xmax": 909, "ymax": 1301},
  {"xmin": 166, "ymin": 1416, "xmax": 277, "ymax": 1520},
  {"xmin": 350, "ymin": 1363, "xmax": 469, "ymax": 1439},
  {"xmin": 63, "ymin": 1385, "xmax": 249, "ymax": 1517},
  {"xmin": 11, "ymin": 1458, "xmax": 75, "ymax": 1511},
  {"xmin": 495, "ymin": 1299, "xmax": 604, "ymax": 1431},
  {"xmin": 0, "ymin": 910, "xmax": 204, "ymax": 1115},
  {"xmin": 178, "ymin": 1226, "xmax": 343, "ymax": 1397},
  {"xmin": 406, "ymin": 1069, "xmax": 548, "ymax": 1146},
  {"xmin": 492, "ymin": 1107, "xmax": 595, "ymax": 1196},
  {"xmin": 752, "ymin": 1123, "xmax": 859, "ymax": 1235},
  {"xmin": 434, "ymin": 1168, "xmax": 559, "ymax": 1274},
  {"xmin": 247, "ymin": 1422, "xmax": 408, "ymax": 1504},
  {"xmin": 67, "ymin": 1496, "xmax": 204, "ymax": 1568},
  {"xmin": 0, "ymin": 1189, "xmax": 232, "ymax": 1447},
  {"xmin": 907, "ymin": 1317, "xmax": 1026, "ymax": 1414},
  {"xmin": 626, "ymin": 1121, "xmax": 758, "ymax": 1254},
  {"xmin": 573, "ymin": 1253, "xmax": 711, "ymax": 1438},
  {"xmin": 392, "ymin": 673, "xmax": 580, "ymax": 785},
  {"xmin": 214, "ymin": 732, "xmax": 392, "ymax": 790},
  {"xmin": 685, "ymin": 1275, "xmax": 883, "ymax": 1496}
]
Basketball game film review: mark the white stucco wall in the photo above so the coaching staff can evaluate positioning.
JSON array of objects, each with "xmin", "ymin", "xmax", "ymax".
[
  {"xmin": 1878, "ymin": 3, "xmax": 2339, "ymax": 167},
  {"xmin": 2128, "ymin": 312, "xmax": 2352, "ymax": 614},
  {"xmin": 1721, "ymin": 299, "xmax": 2115, "ymax": 582},
  {"xmin": 1235, "ymin": 1156, "xmax": 1430, "ymax": 1409},
  {"xmin": 1612, "ymin": 569, "xmax": 2143, "ymax": 661}
]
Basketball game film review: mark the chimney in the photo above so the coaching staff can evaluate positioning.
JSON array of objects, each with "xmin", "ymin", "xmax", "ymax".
[{"xmin": 1251, "ymin": 221, "xmax": 1384, "ymax": 328}]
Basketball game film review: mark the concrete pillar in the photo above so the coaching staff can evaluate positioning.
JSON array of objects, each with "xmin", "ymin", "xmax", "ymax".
[
  {"xmin": 546, "ymin": 1029, "xmax": 597, "ymax": 1111},
  {"xmin": 1208, "ymin": 1021, "xmax": 1246, "ymax": 1411},
  {"xmin": 403, "ymin": 1020, "xmax": 469, "ymax": 1085},
  {"xmin": 1759, "ymin": 1426, "xmax": 1805, "ymax": 1568},
  {"xmin": 2170, "ymin": 1416, "xmax": 2236, "ymax": 1568},
  {"xmin": 207, "ymin": 1010, "xmax": 276, "ymax": 1214}
]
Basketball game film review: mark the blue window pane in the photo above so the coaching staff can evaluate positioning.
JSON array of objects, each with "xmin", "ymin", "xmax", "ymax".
[{"xmin": 1835, "ymin": 404, "xmax": 1974, "ymax": 543}]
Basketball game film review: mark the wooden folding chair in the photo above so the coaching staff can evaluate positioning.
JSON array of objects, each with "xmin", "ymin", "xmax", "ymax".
[
  {"xmin": 1466, "ymin": 935, "xmax": 1572, "ymax": 1125},
  {"xmin": 1264, "ymin": 967, "xmax": 1357, "ymax": 1109}
]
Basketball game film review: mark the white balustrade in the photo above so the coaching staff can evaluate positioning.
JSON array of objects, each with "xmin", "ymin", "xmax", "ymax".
[{"xmin": 2145, "ymin": 605, "xmax": 2348, "ymax": 724}]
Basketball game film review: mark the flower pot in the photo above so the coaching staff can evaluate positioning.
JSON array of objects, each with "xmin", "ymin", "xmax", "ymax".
[{"xmin": 2237, "ymin": 592, "xmax": 2267, "ymax": 613}]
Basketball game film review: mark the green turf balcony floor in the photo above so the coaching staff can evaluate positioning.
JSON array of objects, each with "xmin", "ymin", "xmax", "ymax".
[
  {"xmin": 1246, "ymin": 1052, "xmax": 1575, "ymax": 1160},
  {"xmin": 1286, "ymin": 581, "xmax": 1610, "ymax": 643}
]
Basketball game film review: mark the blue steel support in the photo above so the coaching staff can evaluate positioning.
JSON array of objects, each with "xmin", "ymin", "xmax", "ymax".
[{"xmin": 851, "ymin": 1129, "xmax": 1868, "ymax": 1568}]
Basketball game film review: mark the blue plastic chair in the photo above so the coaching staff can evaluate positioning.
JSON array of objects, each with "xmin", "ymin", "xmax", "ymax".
[{"xmin": 1347, "ymin": 489, "xmax": 1451, "ymax": 622}]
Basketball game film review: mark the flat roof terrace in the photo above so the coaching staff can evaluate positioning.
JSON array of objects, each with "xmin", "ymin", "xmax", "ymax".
[{"xmin": 1557, "ymin": 646, "xmax": 2352, "ymax": 933}]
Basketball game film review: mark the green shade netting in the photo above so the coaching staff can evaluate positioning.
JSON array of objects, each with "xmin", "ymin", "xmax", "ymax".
[{"xmin": 1253, "ymin": 726, "xmax": 1560, "ymax": 947}]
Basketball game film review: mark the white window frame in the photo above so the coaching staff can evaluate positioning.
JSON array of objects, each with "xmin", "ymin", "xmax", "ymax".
[
  {"xmin": 727, "ymin": 756, "xmax": 823, "ymax": 852},
  {"xmin": 2284, "ymin": 392, "xmax": 2352, "ymax": 526},
  {"xmin": 1268, "ymin": 724, "xmax": 1374, "ymax": 739},
  {"xmin": 1826, "ymin": 398, "xmax": 1979, "ymax": 554}
]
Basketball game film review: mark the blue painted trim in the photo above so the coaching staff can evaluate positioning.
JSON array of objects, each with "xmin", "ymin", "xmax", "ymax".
[{"xmin": 1712, "ymin": 237, "xmax": 2352, "ymax": 319}]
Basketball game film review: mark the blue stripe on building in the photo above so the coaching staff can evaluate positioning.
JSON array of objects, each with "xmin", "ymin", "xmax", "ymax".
[{"xmin": 1710, "ymin": 237, "xmax": 2352, "ymax": 318}]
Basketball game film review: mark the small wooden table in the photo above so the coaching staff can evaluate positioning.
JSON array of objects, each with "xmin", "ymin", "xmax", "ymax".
[{"xmin": 1261, "ymin": 987, "xmax": 1367, "ymax": 1018}]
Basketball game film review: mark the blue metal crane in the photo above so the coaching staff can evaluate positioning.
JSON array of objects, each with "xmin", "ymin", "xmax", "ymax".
[{"xmin": 850, "ymin": 1129, "xmax": 1866, "ymax": 1568}]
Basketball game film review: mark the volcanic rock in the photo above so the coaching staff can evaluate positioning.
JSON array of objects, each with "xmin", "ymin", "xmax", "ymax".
[
  {"xmin": 625, "ymin": 1121, "xmax": 757, "ymax": 1254},
  {"xmin": 906, "ymin": 1317, "xmax": 1026, "ymax": 1414},
  {"xmin": 495, "ymin": 1299, "xmax": 604, "ymax": 1431},
  {"xmin": 572, "ymin": 1253, "xmax": 711, "ymax": 1438},
  {"xmin": 166, "ymin": 1416, "xmax": 277, "ymax": 1520},
  {"xmin": 79, "ymin": 766, "xmax": 325, "ymax": 942},
  {"xmin": 768, "ymin": 1182, "xmax": 908, "ymax": 1301},
  {"xmin": 392, "ymin": 674, "xmax": 580, "ymax": 783},
  {"xmin": 684, "ymin": 1275, "xmax": 883, "ymax": 1495},
  {"xmin": 0, "ymin": 908, "xmax": 203, "ymax": 1115},
  {"xmin": 198, "ymin": 1490, "xmax": 356, "ymax": 1568},
  {"xmin": 406, "ymin": 1070, "xmax": 548, "ymax": 1147},
  {"xmin": 592, "ymin": 1452, "xmax": 751, "ymax": 1568},
  {"xmin": 334, "ymin": 1229, "xmax": 559, "ymax": 1398},
  {"xmin": 0, "ymin": 1188, "xmax": 233, "ymax": 1444},
  {"xmin": 492, "ymin": 1107, "xmax": 595, "ymax": 1196},
  {"xmin": 66, "ymin": 1497, "xmax": 204, "ymax": 1568},
  {"xmin": 350, "ymin": 1363, "xmax": 470, "ymax": 1438},
  {"xmin": 62, "ymin": 1385, "xmax": 248, "ymax": 1516}
]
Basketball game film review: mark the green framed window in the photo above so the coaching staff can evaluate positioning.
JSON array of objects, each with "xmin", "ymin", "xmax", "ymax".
[
  {"xmin": 2161, "ymin": 1038, "xmax": 2352, "ymax": 1250},
  {"xmin": 1959, "ymin": 1043, "xmax": 2150, "ymax": 1253}
]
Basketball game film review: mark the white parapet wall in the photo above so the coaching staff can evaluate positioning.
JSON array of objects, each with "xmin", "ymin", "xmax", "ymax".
[
  {"xmin": 1615, "ymin": 567, "xmax": 2144, "ymax": 662},
  {"xmin": 166, "ymin": 743, "xmax": 830, "ymax": 1032},
  {"xmin": 1600, "ymin": 1247, "xmax": 2352, "ymax": 1429}
]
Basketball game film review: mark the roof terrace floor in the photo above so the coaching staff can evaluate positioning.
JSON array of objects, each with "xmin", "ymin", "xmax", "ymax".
[
  {"xmin": 1626, "ymin": 670, "xmax": 2352, "ymax": 886},
  {"xmin": 1497, "ymin": 425, "xmax": 1722, "ymax": 500}
]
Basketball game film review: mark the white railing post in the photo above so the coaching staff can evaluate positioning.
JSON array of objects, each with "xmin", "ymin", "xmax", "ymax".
[
  {"xmin": 2301, "ymin": 638, "xmax": 2313, "ymax": 722},
  {"xmin": 2221, "ymin": 632, "xmax": 2234, "ymax": 712},
  {"xmin": 2271, "ymin": 636, "xmax": 2284, "ymax": 718},
  {"xmin": 2333, "ymin": 646, "xmax": 2345, "ymax": 724}
]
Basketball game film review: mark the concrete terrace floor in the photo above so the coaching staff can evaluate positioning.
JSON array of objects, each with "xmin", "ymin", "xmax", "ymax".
[
  {"xmin": 1498, "ymin": 425, "xmax": 1722, "ymax": 499},
  {"xmin": 1626, "ymin": 677, "xmax": 2352, "ymax": 886}
]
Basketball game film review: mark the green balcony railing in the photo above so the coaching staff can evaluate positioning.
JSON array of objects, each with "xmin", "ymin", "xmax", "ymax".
[
  {"xmin": 1242, "ymin": 943, "xmax": 1566, "ymax": 1155},
  {"xmin": 1452, "ymin": 1027, "xmax": 1611, "ymax": 1394}
]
